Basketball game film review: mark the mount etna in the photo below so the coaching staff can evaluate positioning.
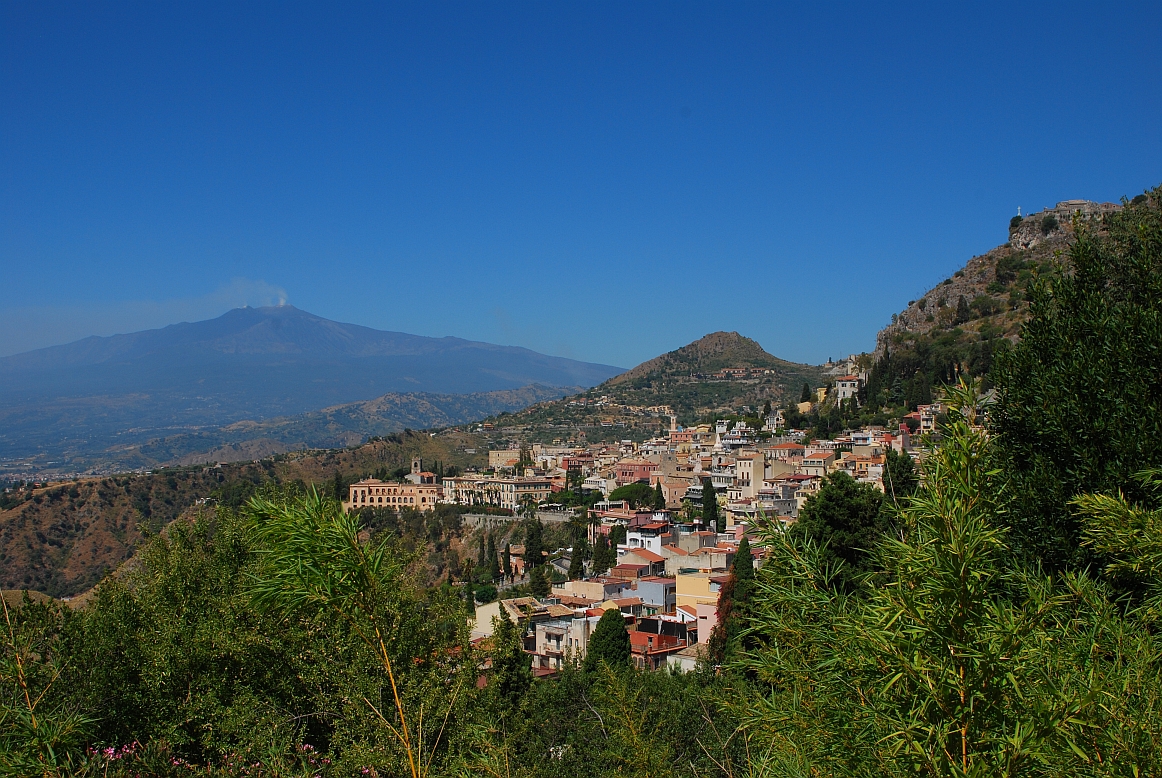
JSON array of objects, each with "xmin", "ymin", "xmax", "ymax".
[{"xmin": 0, "ymin": 305, "xmax": 623, "ymax": 474}]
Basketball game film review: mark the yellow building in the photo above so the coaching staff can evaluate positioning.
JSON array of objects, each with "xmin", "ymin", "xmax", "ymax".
[
  {"xmin": 674, "ymin": 570, "xmax": 728, "ymax": 612},
  {"xmin": 343, "ymin": 479, "xmax": 442, "ymax": 513}
]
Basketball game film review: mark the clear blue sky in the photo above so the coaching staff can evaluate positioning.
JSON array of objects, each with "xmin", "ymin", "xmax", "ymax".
[{"xmin": 3, "ymin": 3, "xmax": 1160, "ymax": 367}]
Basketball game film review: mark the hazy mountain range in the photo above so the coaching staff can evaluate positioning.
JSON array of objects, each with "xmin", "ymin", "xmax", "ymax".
[{"xmin": 0, "ymin": 306, "xmax": 622, "ymax": 473}]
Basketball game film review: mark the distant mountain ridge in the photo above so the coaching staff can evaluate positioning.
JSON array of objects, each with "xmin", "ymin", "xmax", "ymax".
[
  {"xmin": 0, "ymin": 306, "xmax": 623, "ymax": 474},
  {"xmin": 126, "ymin": 384, "xmax": 581, "ymax": 468}
]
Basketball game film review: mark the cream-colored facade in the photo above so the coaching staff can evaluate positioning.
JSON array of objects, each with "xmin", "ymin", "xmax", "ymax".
[
  {"xmin": 441, "ymin": 475, "xmax": 553, "ymax": 511},
  {"xmin": 343, "ymin": 479, "xmax": 442, "ymax": 513}
]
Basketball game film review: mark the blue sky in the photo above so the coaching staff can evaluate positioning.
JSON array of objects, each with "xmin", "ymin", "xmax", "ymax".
[{"xmin": 3, "ymin": 3, "xmax": 1160, "ymax": 367}]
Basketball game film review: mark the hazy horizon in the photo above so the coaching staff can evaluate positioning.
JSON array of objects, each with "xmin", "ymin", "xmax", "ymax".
[{"xmin": 3, "ymin": 3, "xmax": 1160, "ymax": 366}]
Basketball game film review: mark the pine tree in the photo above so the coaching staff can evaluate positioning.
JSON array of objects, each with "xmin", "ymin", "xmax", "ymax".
[
  {"xmin": 584, "ymin": 607, "xmax": 632, "ymax": 671},
  {"xmin": 702, "ymin": 477, "xmax": 722, "ymax": 533}
]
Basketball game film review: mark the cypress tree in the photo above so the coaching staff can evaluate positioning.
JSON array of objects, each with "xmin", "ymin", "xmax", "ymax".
[
  {"xmin": 584, "ymin": 607, "xmax": 632, "ymax": 671},
  {"xmin": 800, "ymin": 382, "xmax": 812, "ymax": 403},
  {"xmin": 591, "ymin": 533, "xmax": 612, "ymax": 575},
  {"xmin": 502, "ymin": 542, "xmax": 512, "ymax": 579},
  {"xmin": 652, "ymin": 482, "xmax": 665, "ymax": 510},
  {"xmin": 491, "ymin": 609, "xmax": 531, "ymax": 715},
  {"xmin": 707, "ymin": 535, "xmax": 755, "ymax": 663},
  {"xmin": 955, "ymin": 294, "xmax": 971, "ymax": 325},
  {"xmin": 524, "ymin": 519, "xmax": 544, "ymax": 568},
  {"xmin": 487, "ymin": 533, "xmax": 501, "ymax": 580},
  {"xmin": 702, "ymin": 477, "xmax": 722, "ymax": 533},
  {"xmin": 529, "ymin": 564, "xmax": 551, "ymax": 598}
]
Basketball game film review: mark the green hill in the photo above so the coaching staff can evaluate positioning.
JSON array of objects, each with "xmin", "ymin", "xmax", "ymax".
[{"xmin": 473, "ymin": 332, "xmax": 825, "ymax": 442}]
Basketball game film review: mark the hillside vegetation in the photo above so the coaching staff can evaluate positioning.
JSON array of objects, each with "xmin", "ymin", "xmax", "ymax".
[
  {"xmin": 0, "ymin": 431, "xmax": 485, "ymax": 597},
  {"xmin": 478, "ymin": 332, "xmax": 825, "ymax": 442},
  {"xmin": 862, "ymin": 199, "xmax": 1124, "ymax": 410}
]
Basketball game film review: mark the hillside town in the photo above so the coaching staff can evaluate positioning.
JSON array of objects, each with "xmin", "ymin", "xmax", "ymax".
[{"xmin": 341, "ymin": 364, "xmax": 937, "ymax": 673}]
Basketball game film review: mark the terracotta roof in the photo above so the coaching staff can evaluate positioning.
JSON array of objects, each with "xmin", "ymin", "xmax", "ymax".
[
  {"xmin": 805, "ymin": 452, "xmax": 833, "ymax": 460},
  {"xmin": 771, "ymin": 442, "xmax": 805, "ymax": 450},
  {"xmin": 625, "ymin": 549, "xmax": 665, "ymax": 563}
]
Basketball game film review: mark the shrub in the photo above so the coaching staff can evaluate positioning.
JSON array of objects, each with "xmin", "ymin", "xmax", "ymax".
[
  {"xmin": 1009, "ymin": 214, "xmax": 1024, "ymax": 231},
  {"xmin": 1040, "ymin": 214, "xmax": 1058, "ymax": 234}
]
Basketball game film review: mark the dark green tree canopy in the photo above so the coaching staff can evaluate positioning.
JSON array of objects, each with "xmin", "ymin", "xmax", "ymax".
[
  {"xmin": 990, "ymin": 189, "xmax": 1162, "ymax": 570},
  {"xmin": 529, "ymin": 563, "xmax": 551, "ymax": 597},
  {"xmin": 882, "ymin": 448, "xmax": 918, "ymax": 504},
  {"xmin": 491, "ymin": 610, "xmax": 532, "ymax": 715},
  {"xmin": 523, "ymin": 518, "xmax": 545, "ymax": 568},
  {"xmin": 584, "ymin": 607, "xmax": 632, "ymax": 671},
  {"xmin": 608, "ymin": 482, "xmax": 656, "ymax": 508},
  {"xmin": 702, "ymin": 478, "xmax": 722, "ymax": 533},
  {"xmin": 791, "ymin": 471, "xmax": 887, "ymax": 592}
]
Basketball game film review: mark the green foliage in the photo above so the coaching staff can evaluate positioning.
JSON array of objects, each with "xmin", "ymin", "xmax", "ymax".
[
  {"xmin": 583, "ymin": 608, "xmax": 631, "ymax": 672},
  {"xmin": 1040, "ymin": 213, "xmax": 1058, "ymax": 234},
  {"xmin": 608, "ymin": 482, "xmax": 656, "ymax": 509},
  {"xmin": 954, "ymin": 294, "xmax": 971, "ymax": 325},
  {"xmin": 1010, "ymin": 214, "xmax": 1024, "ymax": 232},
  {"xmin": 489, "ymin": 610, "xmax": 531, "ymax": 717},
  {"xmin": 1, "ymin": 595, "xmax": 93, "ymax": 776},
  {"xmin": 523, "ymin": 518, "xmax": 545, "ymax": 568},
  {"xmin": 1075, "ymin": 469, "xmax": 1162, "ymax": 623},
  {"xmin": 990, "ymin": 189, "xmax": 1162, "ymax": 571},
  {"xmin": 486, "ymin": 533, "xmax": 501, "ymax": 581},
  {"xmin": 591, "ymin": 533, "xmax": 614, "ymax": 576},
  {"xmin": 791, "ymin": 471, "xmax": 887, "ymax": 592},
  {"xmin": 882, "ymin": 448, "xmax": 918, "ymax": 505},
  {"xmin": 529, "ymin": 565, "xmax": 551, "ymax": 598},
  {"xmin": 702, "ymin": 478, "xmax": 722, "ymax": 533},
  {"xmin": 707, "ymin": 536, "xmax": 755, "ymax": 664},
  {"xmin": 736, "ymin": 383, "xmax": 1162, "ymax": 777}
]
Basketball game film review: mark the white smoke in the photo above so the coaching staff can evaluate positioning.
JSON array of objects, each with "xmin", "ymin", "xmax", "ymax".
[{"xmin": 0, "ymin": 278, "xmax": 291, "ymax": 356}]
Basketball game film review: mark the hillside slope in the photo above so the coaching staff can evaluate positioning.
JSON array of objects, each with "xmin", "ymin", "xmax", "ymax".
[
  {"xmin": 71, "ymin": 383, "xmax": 578, "ymax": 471},
  {"xmin": 862, "ymin": 198, "xmax": 1124, "ymax": 408},
  {"xmin": 475, "ymin": 332, "xmax": 826, "ymax": 442},
  {"xmin": 0, "ymin": 430, "xmax": 485, "ymax": 597},
  {"xmin": 0, "ymin": 305, "xmax": 622, "ymax": 474}
]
